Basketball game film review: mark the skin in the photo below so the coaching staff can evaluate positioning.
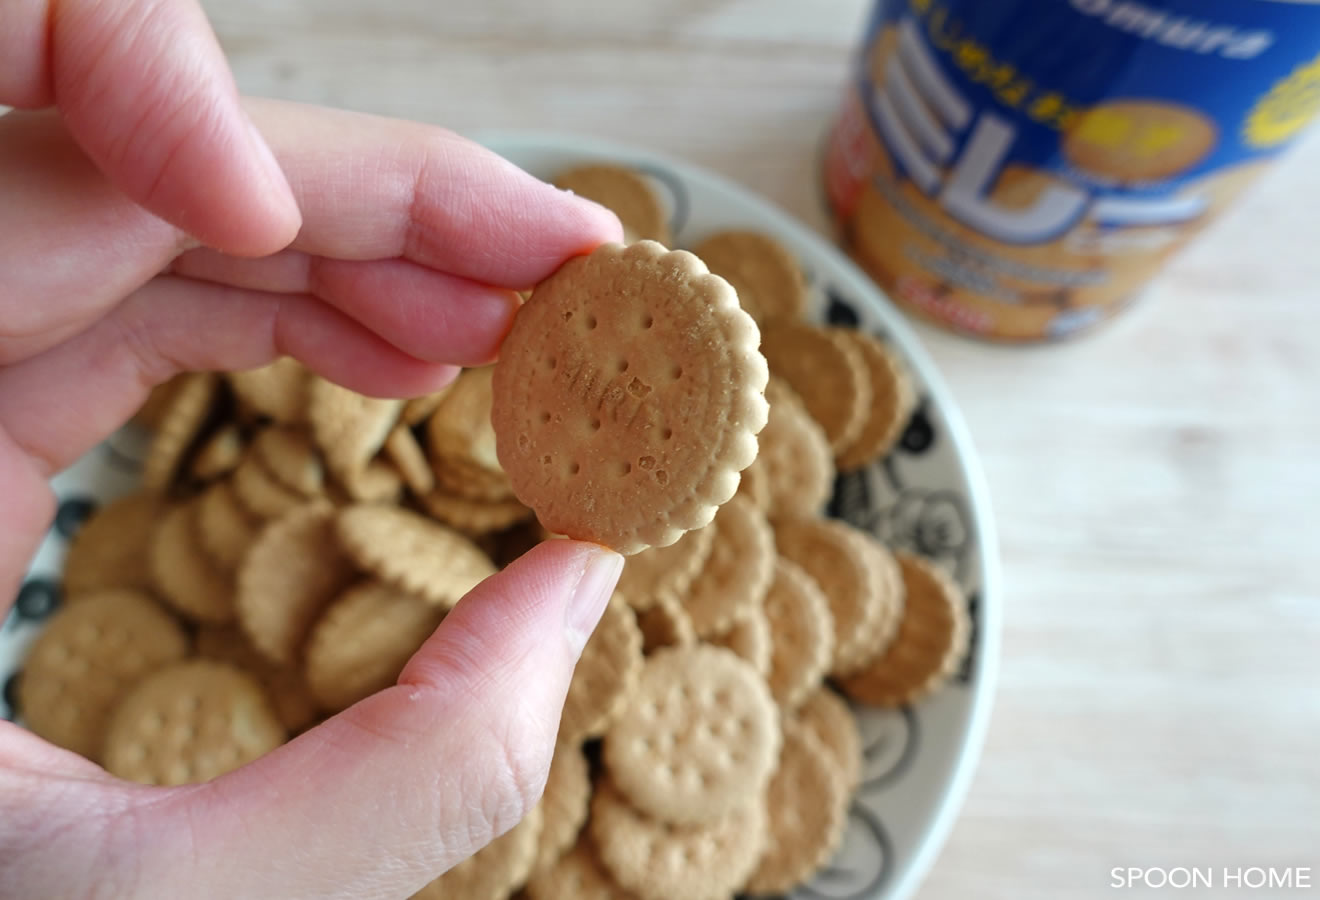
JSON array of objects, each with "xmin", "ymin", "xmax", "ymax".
[{"xmin": 0, "ymin": 1, "xmax": 625, "ymax": 897}]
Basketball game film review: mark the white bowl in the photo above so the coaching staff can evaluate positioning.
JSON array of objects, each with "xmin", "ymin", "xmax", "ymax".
[{"xmin": 1, "ymin": 134, "xmax": 1002, "ymax": 900}]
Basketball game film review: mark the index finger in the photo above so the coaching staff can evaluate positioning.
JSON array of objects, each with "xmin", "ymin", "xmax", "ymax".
[{"xmin": 248, "ymin": 98, "xmax": 624, "ymax": 287}]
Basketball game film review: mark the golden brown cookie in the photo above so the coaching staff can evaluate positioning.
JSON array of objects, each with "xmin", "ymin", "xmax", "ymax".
[
  {"xmin": 559, "ymin": 594, "xmax": 643, "ymax": 745},
  {"xmin": 308, "ymin": 376, "xmax": 403, "ymax": 483},
  {"xmin": 338, "ymin": 459, "xmax": 405, "ymax": 503},
  {"xmin": 745, "ymin": 377, "xmax": 835, "ymax": 518},
  {"xmin": 759, "ymin": 320, "xmax": 871, "ymax": 454},
  {"xmin": 531, "ymin": 743, "xmax": 592, "ymax": 875},
  {"xmin": 196, "ymin": 480, "xmax": 260, "ymax": 573},
  {"xmin": 635, "ymin": 594, "xmax": 696, "ymax": 655},
  {"xmin": 615, "ymin": 522, "xmax": 715, "ymax": 613},
  {"xmin": 384, "ymin": 425, "xmax": 435, "ymax": 496},
  {"xmin": 554, "ymin": 165, "xmax": 671, "ymax": 245},
  {"xmin": 708, "ymin": 603, "xmax": 771, "ymax": 680},
  {"xmin": 61, "ymin": 492, "xmax": 160, "ymax": 599},
  {"xmin": 526, "ymin": 837, "xmax": 641, "ymax": 900},
  {"xmin": 491, "ymin": 241, "xmax": 768, "ymax": 555},
  {"xmin": 590, "ymin": 778, "xmax": 767, "ymax": 900},
  {"xmin": 426, "ymin": 366, "xmax": 512, "ymax": 501},
  {"xmin": 763, "ymin": 557, "xmax": 834, "ymax": 710},
  {"xmin": 149, "ymin": 499, "xmax": 236, "ymax": 624},
  {"xmin": 236, "ymin": 501, "xmax": 358, "ymax": 666},
  {"xmin": 141, "ymin": 372, "xmax": 219, "ymax": 491},
  {"xmin": 602, "ymin": 644, "xmax": 779, "ymax": 825},
  {"xmin": 744, "ymin": 721, "xmax": 849, "ymax": 895},
  {"xmin": 419, "ymin": 489, "xmax": 534, "ymax": 536},
  {"xmin": 688, "ymin": 230, "xmax": 807, "ymax": 324},
  {"xmin": 834, "ymin": 329, "xmax": 917, "ymax": 471},
  {"xmin": 679, "ymin": 495, "xmax": 774, "ymax": 638},
  {"xmin": 102, "ymin": 660, "xmax": 286, "ymax": 786},
  {"xmin": 195, "ymin": 626, "xmax": 321, "ymax": 734},
  {"xmin": 412, "ymin": 806, "xmax": 543, "ymax": 900},
  {"xmin": 796, "ymin": 687, "xmax": 863, "ymax": 794},
  {"xmin": 839, "ymin": 552, "xmax": 970, "ymax": 707},
  {"xmin": 227, "ymin": 357, "xmax": 311, "ymax": 425},
  {"xmin": 303, "ymin": 580, "xmax": 445, "ymax": 713},
  {"xmin": 18, "ymin": 590, "xmax": 188, "ymax": 760},
  {"xmin": 189, "ymin": 423, "xmax": 245, "ymax": 482},
  {"xmin": 773, "ymin": 516, "xmax": 898, "ymax": 678},
  {"xmin": 231, "ymin": 451, "xmax": 308, "ymax": 521},
  {"xmin": 334, "ymin": 504, "xmax": 496, "ymax": 609},
  {"xmin": 401, "ymin": 387, "xmax": 451, "ymax": 427},
  {"xmin": 252, "ymin": 426, "xmax": 325, "ymax": 497}
]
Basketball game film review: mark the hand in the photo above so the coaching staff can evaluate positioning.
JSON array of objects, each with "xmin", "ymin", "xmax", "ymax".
[{"xmin": 0, "ymin": 2, "xmax": 625, "ymax": 897}]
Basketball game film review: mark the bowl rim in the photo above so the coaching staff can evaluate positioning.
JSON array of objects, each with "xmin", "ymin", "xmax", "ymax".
[{"xmin": 477, "ymin": 131, "xmax": 1004, "ymax": 900}]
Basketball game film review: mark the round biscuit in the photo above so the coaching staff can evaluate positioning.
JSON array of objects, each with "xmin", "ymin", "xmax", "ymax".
[
  {"xmin": 590, "ymin": 778, "xmax": 767, "ymax": 900},
  {"xmin": 839, "ymin": 552, "xmax": 971, "ymax": 707},
  {"xmin": 231, "ymin": 451, "xmax": 308, "ymax": 521},
  {"xmin": 419, "ymin": 489, "xmax": 532, "ymax": 536},
  {"xmin": 236, "ymin": 501, "xmax": 358, "ymax": 666},
  {"xmin": 744, "ymin": 720, "xmax": 850, "ymax": 895},
  {"xmin": 554, "ymin": 165, "xmax": 671, "ymax": 245},
  {"xmin": 689, "ymin": 230, "xmax": 807, "ymax": 324},
  {"xmin": 602, "ymin": 644, "xmax": 779, "ymax": 825},
  {"xmin": 763, "ymin": 557, "xmax": 834, "ymax": 710},
  {"xmin": 383, "ymin": 425, "xmax": 436, "ymax": 496},
  {"xmin": 308, "ymin": 376, "xmax": 402, "ymax": 482},
  {"xmin": 834, "ymin": 330, "xmax": 917, "ymax": 471},
  {"xmin": 635, "ymin": 594, "xmax": 696, "ymax": 656},
  {"xmin": 141, "ymin": 372, "xmax": 219, "ymax": 491},
  {"xmin": 189, "ymin": 423, "xmax": 245, "ymax": 483},
  {"xmin": 102, "ymin": 660, "xmax": 286, "ymax": 785},
  {"xmin": 773, "ymin": 516, "xmax": 896, "ymax": 677},
  {"xmin": 526, "ymin": 838, "xmax": 641, "ymax": 900},
  {"xmin": 796, "ymin": 687, "xmax": 863, "ymax": 793},
  {"xmin": 708, "ymin": 602, "xmax": 771, "ymax": 679},
  {"xmin": 61, "ymin": 492, "xmax": 161, "ymax": 599},
  {"xmin": 195, "ymin": 626, "xmax": 320, "ymax": 733},
  {"xmin": 334, "ymin": 504, "xmax": 496, "ymax": 609},
  {"xmin": 759, "ymin": 319, "xmax": 871, "ymax": 454},
  {"xmin": 149, "ymin": 499, "xmax": 236, "ymax": 624},
  {"xmin": 615, "ymin": 521, "xmax": 715, "ymax": 612},
  {"xmin": 252, "ymin": 426, "xmax": 325, "ymax": 497},
  {"xmin": 18, "ymin": 589, "xmax": 187, "ymax": 760},
  {"xmin": 679, "ymin": 494, "xmax": 774, "ymax": 638},
  {"xmin": 531, "ymin": 742, "xmax": 592, "ymax": 875},
  {"xmin": 747, "ymin": 378, "xmax": 835, "ymax": 518},
  {"xmin": 196, "ymin": 480, "xmax": 260, "ymax": 573},
  {"xmin": 491, "ymin": 241, "xmax": 768, "ymax": 555},
  {"xmin": 227, "ymin": 357, "xmax": 311, "ymax": 425},
  {"xmin": 559, "ymin": 593, "xmax": 643, "ymax": 745},
  {"xmin": 303, "ymin": 580, "xmax": 445, "ymax": 713}
]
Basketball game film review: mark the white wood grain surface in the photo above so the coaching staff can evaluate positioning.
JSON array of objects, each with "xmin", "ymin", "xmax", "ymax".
[{"xmin": 205, "ymin": 1, "xmax": 1320, "ymax": 896}]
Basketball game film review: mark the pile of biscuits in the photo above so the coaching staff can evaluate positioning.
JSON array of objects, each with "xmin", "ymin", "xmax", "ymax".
[{"xmin": 16, "ymin": 162, "xmax": 971, "ymax": 899}]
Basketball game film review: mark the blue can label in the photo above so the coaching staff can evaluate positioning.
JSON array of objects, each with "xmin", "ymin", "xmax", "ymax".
[{"xmin": 825, "ymin": 0, "xmax": 1320, "ymax": 340}]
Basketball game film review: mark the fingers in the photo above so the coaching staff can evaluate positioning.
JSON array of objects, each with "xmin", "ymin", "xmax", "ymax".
[
  {"xmin": 245, "ymin": 99, "xmax": 623, "ymax": 286},
  {"xmin": 170, "ymin": 250, "xmax": 522, "ymax": 366},
  {"xmin": 0, "ymin": 428, "xmax": 55, "ymax": 602},
  {"xmin": 0, "ymin": 0, "xmax": 300, "ymax": 256},
  {"xmin": 0, "ymin": 276, "xmax": 456, "ymax": 475},
  {"xmin": 1, "ymin": 101, "xmax": 620, "ymax": 355},
  {"xmin": 143, "ymin": 542, "xmax": 619, "ymax": 899}
]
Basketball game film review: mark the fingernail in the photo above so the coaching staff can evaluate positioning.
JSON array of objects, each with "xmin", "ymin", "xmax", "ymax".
[{"xmin": 564, "ymin": 547, "xmax": 623, "ymax": 657}]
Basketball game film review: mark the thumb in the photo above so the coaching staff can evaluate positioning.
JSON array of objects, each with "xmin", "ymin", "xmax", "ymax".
[{"xmin": 150, "ymin": 540, "xmax": 622, "ymax": 899}]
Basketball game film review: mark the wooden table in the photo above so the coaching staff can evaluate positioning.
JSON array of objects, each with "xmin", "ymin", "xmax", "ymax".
[{"xmin": 208, "ymin": 1, "xmax": 1320, "ymax": 896}]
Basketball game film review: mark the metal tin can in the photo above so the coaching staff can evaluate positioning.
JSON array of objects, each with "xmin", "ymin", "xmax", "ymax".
[{"xmin": 825, "ymin": 0, "xmax": 1320, "ymax": 342}]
